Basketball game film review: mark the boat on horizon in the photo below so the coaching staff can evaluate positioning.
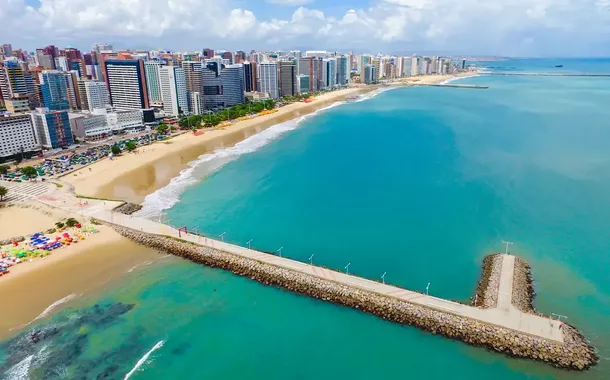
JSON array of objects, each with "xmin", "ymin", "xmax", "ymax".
[{"xmin": 554, "ymin": 65, "xmax": 564, "ymax": 68}]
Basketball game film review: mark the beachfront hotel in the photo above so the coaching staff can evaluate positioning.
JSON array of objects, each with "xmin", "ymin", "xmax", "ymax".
[
  {"xmin": 30, "ymin": 108, "xmax": 73, "ymax": 149},
  {"xmin": 258, "ymin": 61, "xmax": 279, "ymax": 99},
  {"xmin": 158, "ymin": 66, "xmax": 188, "ymax": 116},
  {"xmin": 0, "ymin": 113, "xmax": 39, "ymax": 161},
  {"xmin": 103, "ymin": 59, "xmax": 149, "ymax": 111}
]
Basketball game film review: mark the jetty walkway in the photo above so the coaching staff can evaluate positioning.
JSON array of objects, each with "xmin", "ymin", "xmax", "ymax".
[{"xmin": 36, "ymin": 194, "xmax": 563, "ymax": 343}]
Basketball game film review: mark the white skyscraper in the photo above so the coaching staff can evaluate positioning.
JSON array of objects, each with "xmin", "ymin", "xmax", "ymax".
[
  {"xmin": 411, "ymin": 57, "xmax": 419, "ymax": 76},
  {"xmin": 84, "ymin": 80, "xmax": 110, "ymax": 111},
  {"xmin": 144, "ymin": 60, "xmax": 164, "ymax": 106},
  {"xmin": 159, "ymin": 66, "xmax": 188, "ymax": 116},
  {"xmin": 257, "ymin": 62, "xmax": 279, "ymax": 99}
]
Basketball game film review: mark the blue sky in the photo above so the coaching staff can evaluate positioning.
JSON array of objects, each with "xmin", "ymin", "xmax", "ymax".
[{"xmin": 3, "ymin": 0, "xmax": 610, "ymax": 56}]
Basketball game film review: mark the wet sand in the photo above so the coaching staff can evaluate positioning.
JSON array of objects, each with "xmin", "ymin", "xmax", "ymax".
[
  {"xmin": 64, "ymin": 87, "xmax": 376, "ymax": 203},
  {"xmin": 0, "ymin": 227, "xmax": 161, "ymax": 339}
]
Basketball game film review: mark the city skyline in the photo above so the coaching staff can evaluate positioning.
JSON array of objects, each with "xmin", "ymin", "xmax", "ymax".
[{"xmin": 1, "ymin": 0, "xmax": 610, "ymax": 57}]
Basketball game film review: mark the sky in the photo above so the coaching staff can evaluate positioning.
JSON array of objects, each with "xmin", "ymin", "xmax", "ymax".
[{"xmin": 1, "ymin": 0, "xmax": 610, "ymax": 56}]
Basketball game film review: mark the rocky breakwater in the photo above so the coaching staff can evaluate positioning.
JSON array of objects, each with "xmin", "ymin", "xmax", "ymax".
[
  {"xmin": 511, "ymin": 257, "xmax": 598, "ymax": 370},
  {"xmin": 472, "ymin": 254, "xmax": 502, "ymax": 308},
  {"xmin": 112, "ymin": 225, "xmax": 597, "ymax": 370}
]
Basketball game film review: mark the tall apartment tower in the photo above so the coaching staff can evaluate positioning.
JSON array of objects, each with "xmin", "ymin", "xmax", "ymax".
[
  {"xmin": 144, "ymin": 59, "xmax": 164, "ymax": 106},
  {"xmin": 258, "ymin": 62, "xmax": 279, "ymax": 99},
  {"xmin": 83, "ymin": 80, "xmax": 110, "ymax": 111},
  {"xmin": 201, "ymin": 63, "xmax": 245, "ymax": 109},
  {"xmin": 104, "ymin": 59, "xmax": 149, "ymax": 110},
  {"xmin": 243, "ymin": 61, "xmax": 257, "ymax": 92},
  {"xmin": 181, "ymin": 61, "xmax": 203, "ymax": 114},
  {"xmin": 278, "ymin": 61, "xmax": 297, "ymax": 97},
  {"xmin": 298, "ymin": 57, "xmax": 322, "ymax": 92},
  {"xmin": 159, "ymin": 66, "xmax": 188, "ymax": 116},
  {"xmin": 40, "ymin": 70, "xmax": 70, "ymax": 111}
]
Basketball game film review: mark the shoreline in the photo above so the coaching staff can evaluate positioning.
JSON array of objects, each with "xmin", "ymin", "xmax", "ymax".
[
  {"xmin": 62, "ymin": 73, "xmax": 476, "ymax": 205},
  {"xmin": 0, "ymin": 203, "xmax": 162, "ymax": 339}
]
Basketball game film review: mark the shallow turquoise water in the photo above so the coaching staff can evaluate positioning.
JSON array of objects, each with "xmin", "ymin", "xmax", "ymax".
[{"xmin": 3, "ymin": 60, "xmax": 610, "ymax": 379}]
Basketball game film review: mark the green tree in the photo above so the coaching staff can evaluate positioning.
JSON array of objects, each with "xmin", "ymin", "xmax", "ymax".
[
  {"xmin": 66, "ymin": 218, "xmax": 79, "ymax": 227},
  {"xmin": 0, "ymin": 186, "xmax": 7, "ymax": 201},
  {"xmin": 21, "ymin": 166, "xmax": 37, "ymax": 178},
  {"xmin": 0, "ymin": 165, "xmax": 9, "ymax": 175},
  {"xmin": 155, "ymin": 124, "xmax": 169, "ymax": 134},
  {"xmin": 125, "ymin": 141, "xmax": 137, "ymax": 152},
  {"xmin": 55, "ymin": 221, "xmax": 65, "ymax": 229},
  {"xmin": 111, "ymin": 145, "xmax": 121, "ymax": 155}
]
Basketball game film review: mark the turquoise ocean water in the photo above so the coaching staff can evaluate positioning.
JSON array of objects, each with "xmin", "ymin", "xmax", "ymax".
[{"xmin": 2, "ymin": 59, "xmax": 610, "ymax": 379}]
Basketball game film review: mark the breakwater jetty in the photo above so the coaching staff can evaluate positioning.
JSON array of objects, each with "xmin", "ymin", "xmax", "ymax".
[
  {"xmin": 412, "ymin": 83, "xmax": 489, "ymax": 89},
  {"xmin": 35, "ymin": 195, "xmax": 597, "ymax": 370}
]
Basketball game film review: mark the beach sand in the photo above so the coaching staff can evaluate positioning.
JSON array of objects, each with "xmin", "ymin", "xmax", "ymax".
[
  {"xmin": 0, "ymin": 226, "xmax": 162, "ymax": 339},
  {"xmin": 63, "ymin": 75, "xmax": 475, "ymax": 203},
  {"xmin": 62, "ymin": 87, "xmax": 374, "ymax": 203},
  {"xmin": 0, "ymin": 206, "xmax": 63, "ymax": 240}
]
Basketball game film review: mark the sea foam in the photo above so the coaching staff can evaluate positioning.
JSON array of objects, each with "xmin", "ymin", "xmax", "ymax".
[
  {"xmin": 136, "ymin": 101, "xmax": 347, "ymax": 219},
  {"xmin": 124, "ymin": 340, "xmax": 165, "ymax": 379}
]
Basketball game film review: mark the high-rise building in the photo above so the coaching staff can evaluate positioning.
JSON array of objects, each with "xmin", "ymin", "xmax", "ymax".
[
  {"xmin": 337, "ymin": 56, "xmax": 348, "ymax": 86},
  {"xmin": 323, "ymin": 58, "xmax": 337, "ymax": 88},
  {"xmin": 36, "ymin": 45, "xmax": 58, "ymax": 69},
  {"xmin": 243, "ymin": 61, "xmax": 257, "ymax": 92},
  {"xmin": 298, "ymin": 57, "xmax": 322, "ymax": 92},
  {"xmin": 181, "ymin": 61, "xmax": 203, "ymax": 114},
  {"xmin": 221, "ymin": 52, "xmax": 233, "ymax": 64},
  {"xmin": 104, "ymin": 59, "xmax": 149, "ymax": 110},
  {"xmin": 297, "ymin": 75, "xmax": 310, "ymax": 94},
  {"xmin": 65, "ymin": 71, "xmax": 80, "ymax": 110},
  {"xmin": 372, "ymin": 59, "xmax": 381, "ymax": 81},
  {"xmin": 0, "ymin": 114, "xmax": 39, "ymax": 161},
  {"xmin": 234, "ymin": 51, "xmax": 246, "ymax": 64},
  {"xmin": 92, "ymin": 43, "xmax": 113, "ymax": 53},
  {"xmin": 201, "ymin": 63, "xmax": 245, "ymax": 109},
  {"xmin": 411, "ymin": 57, "xmax": 419, "ymax": 76},
  {"xmin": 83, "ymin": 80, "xmax": 110, "ymax": 111},
  {"xmin": 54, "ymin": 56, "xmax": 69, "ymax": 71},
  {"xmin": 0, "ymin": 60, "xmax": 35, "ymax": 103},
  {"xmin": 278, "ymin": 61, "xmax": 297, "ymax": 97},
  {"xmin": 202, "ymin": 48, "xmax": 215, "ymax": 59},
  {"xmin": 40, "ymin": 70, "xmax": 70, "ymax": 111},
  {"xmin": 159, "ymin": 66, "xmax": 188, "ymax": 116},
  {"xmin": 144, "ymin": 59, "xmax": 164, "ymax": 106},
  {"xmin": 0, "ymin": 44, "xmax": 13, "ymax": 58},
  {"xmin": 258, "ymin": 62, "xmax": 279, "ymax": 99},
  {"xmin": 30, "ymin": 108, "xmax": 73, "ymax": 148}
]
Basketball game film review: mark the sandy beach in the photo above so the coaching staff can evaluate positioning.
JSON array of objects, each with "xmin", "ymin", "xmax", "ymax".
[
  {"xmin": 62, "ymin": 74, "xmax": 474, "ymax": 203},
  {"xmin": 0, "ymin": 73, "xmax": 474, "ymax": 339},
  {"xmin": 0, "ymin": 203, "xmax": 162, "ymax": 338}
]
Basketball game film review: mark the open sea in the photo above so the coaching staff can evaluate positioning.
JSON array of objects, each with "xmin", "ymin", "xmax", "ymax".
[{"xmin": 2, "ymin": 59, "xmax": 610, "ymax": 379}]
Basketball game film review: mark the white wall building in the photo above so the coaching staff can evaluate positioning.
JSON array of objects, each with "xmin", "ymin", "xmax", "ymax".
[
  {"xmin": 84, "ymin": 80, "xmax": 110, "ymax": 111},
  {"xmin": 159, "ymin": 66, "xmax": 188, "ymax": 116},
  {"xmin": 91, "ymin": 108, "xmax": 144, "ymax": 133},
  {"xmin": 69, "ymin": 113, "xmax": 112, "ymax": 140},
  {"xmin": 144, "ymin": 60, "xmax": 164, "ymax": 106},
  {"xmin": 104, "ymin": 59, "xmax": 149, "ymax": 110},
  {"xmin": 0, "ymin": 114, "xmax": 39, "ymax": 159},
  {"xmin": 257, "ymin": 62, "xmax": 279, "ymax": 99}
]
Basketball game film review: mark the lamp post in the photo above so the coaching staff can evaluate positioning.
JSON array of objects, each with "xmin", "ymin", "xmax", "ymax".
[
  {"xmin": 426, "ymin": 282, "xmax": 430, "ymax": 296},
  {"xmin": 345, "ymin": 263, "xmax": 351, "ymax": 274},
  {"xmin": 219, "ymin": 232, "xmax": 226, "ymax": 242},
  {"xmin": 381, "ymin": 272, "xmax": 386, "ymax": 284},
  {"xmin": 502, "ymin": 240, "xmax": 514, "ymax": 255},
  {"xmin": 246, "ymin": 239, "xmax": 253, "ymax": 249},
  {"xmin": 277, "ymin": 247, "xmax": 283, "ymax": 257},
  {"xmin": 308, "ymin": 254, "xmax": 314, "ymax": 265}
]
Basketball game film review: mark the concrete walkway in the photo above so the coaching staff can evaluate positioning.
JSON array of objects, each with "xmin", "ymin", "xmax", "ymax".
[{"xmin": 35, "ymin": 193, "xmax": 564, "ymax": 343}]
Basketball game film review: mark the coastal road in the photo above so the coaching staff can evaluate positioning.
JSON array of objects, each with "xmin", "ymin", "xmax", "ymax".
[{"xmin": 35, "ymin": 193, "xmax": 564, "ymax": 343}]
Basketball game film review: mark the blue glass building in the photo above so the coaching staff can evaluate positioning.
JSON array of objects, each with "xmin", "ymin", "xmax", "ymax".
[{"xmin": 40, "ymin": 70, "xmax": 70, "ymax": 111}]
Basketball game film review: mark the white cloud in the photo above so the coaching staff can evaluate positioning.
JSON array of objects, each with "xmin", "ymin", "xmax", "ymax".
[
  {"xmin": 266, "ymin": 0, "xmax": 313, "ymax": 5},
  {"xmin": 1, "ymin": 0, "xmax": 610, "ymax": 56}
]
